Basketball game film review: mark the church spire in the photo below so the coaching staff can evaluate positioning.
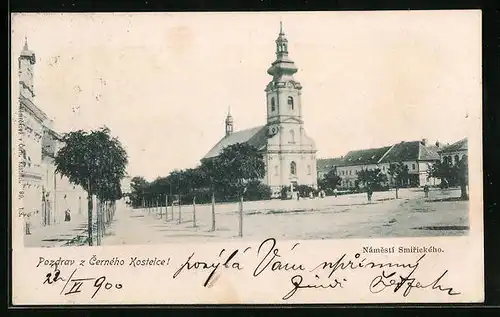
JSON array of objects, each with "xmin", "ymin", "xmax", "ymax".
[
  {"xmin": 275, "ymin": 21, "xmax": 288, "ymax": 58},
  {"xmin": 267, "ymin": 22, "xmax": 298, "ymax": 81},
  {"xmin": 20, "ymin": 36, "xmax": 36, "ymax": 64},
  {"xmin": 225, "ymin": 105, "xmax": 234, "ymax": 137}
]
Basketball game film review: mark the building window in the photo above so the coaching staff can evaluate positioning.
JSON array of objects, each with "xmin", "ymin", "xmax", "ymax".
[
  {"xmin": 412, "ymin": 163, "xmax": 416, "ymax": 170},
  {"xmin": 289, "ymin": 129, "xmax": 295, "ymax": 143},
  {"xmin": 287, "ymin": 96, "xmax": 294, "ymax": 110},
  {"xmin": 454, "ymin": 155, "xmax": 460, "ymax": 165},
  {"xmin": 290, "ymin": 161, "xmax": 297, "ymax": 175},
  {"xmin": 271, "ymin": 97, "xmax": 275, "ymax": 112},
  {"xmin": 349, "ymin": 170, "xmax": 352, "ymax": 175}
]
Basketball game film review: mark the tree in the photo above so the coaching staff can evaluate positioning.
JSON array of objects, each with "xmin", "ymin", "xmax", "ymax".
[
  {"xmin": 387, "ymin": 162, "xmax": 409, "ymax": 199},
  {"xmin": 130, "ymin": 176, "xmax": 148, "ymax": 208},
  {"xmin": 54, "ymin": 127, "xmax": 128, "ymax": 246},
  {"xmin": 245, "ymin": 180, "xmax": 272, "ymax": 201},
  {"xmin": 427, "ymin": 160, "xmax": 458, "ymax": 188},
  {"xmin": 457, "ymin": 155, "xmax": 469, "ymax": 199},
  {"xmin": 356, "ymin": 168, "xmax": 388, "ymax": 201},
  {"xmin": 216, "ymin": 143, "xmax": 266, "ymax": 237},
  {"xmin": 217, "ymin": 143, "xmax": 266, "ymax": 196},
  {"xmin": 318, "ymin": 169, "xmax": 341, "ymax": 190}
]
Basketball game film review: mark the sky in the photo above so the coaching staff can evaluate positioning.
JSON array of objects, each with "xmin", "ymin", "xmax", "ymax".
[{"xmin": 11, "ymin": 11, "xmax": 481, "ymax": 181}]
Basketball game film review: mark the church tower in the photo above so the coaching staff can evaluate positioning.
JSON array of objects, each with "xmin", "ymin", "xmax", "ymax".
[
  {"xmin": 265, "ymin": 22, "xmax": 303, "ymax": 139},
  {"xmin": 225, "ymin": 106, "xmax": 234, "ymax": 137},
  {"xmin": 18, "ymin": 38, "xmax": 36, "ymax": 101},
  {"xmin": 264, "ymin": 22, "xmax": 317, "ymax": 194}
]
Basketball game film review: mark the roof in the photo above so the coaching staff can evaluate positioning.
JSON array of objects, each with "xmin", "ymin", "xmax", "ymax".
[
  {"xmin": 439, "ymin": 138, "xmax": 468, "ymax": 153},
  {"xmin": 380, "ymin": 141, "xmax": 440, "ymax": 163},
  {"xmin": 339, "ymin": 146, "xmax": 392, "ymax": 167},
  {"xmin": 317, "ymin": 157, "xmax": 344, "ymax": 172},
  {"xmin": 203, "ymin": 126, "xmax": 268, "ymax": 159}
]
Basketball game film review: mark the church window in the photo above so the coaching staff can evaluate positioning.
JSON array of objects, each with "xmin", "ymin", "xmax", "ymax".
[
  {"xmin": 289, "ymin": 129, "xmax": 295, "ymax": 143},
  {"xmin": 290, "ymin": 161, "xmax": 297, "ymax": 175},
  {"xmin": 271, "ymin": 97, "xmax": 276, "ymax": 112},
  {"xmin": 287, "ymin": 96, "xmax": 294, "ymax": 110}
]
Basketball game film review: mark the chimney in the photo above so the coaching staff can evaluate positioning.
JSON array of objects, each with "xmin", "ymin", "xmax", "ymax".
[{"xmin": 421, "ymin": 138, "xmax": 428, "ymax": 146}]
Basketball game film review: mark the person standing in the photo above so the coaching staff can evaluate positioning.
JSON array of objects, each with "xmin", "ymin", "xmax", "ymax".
[
  {"xmin": 64, "ymin": 194, "xmax": 71, "ymax": 222},
  {"xmin": 424, "ymin": 185, "xmax": 429, "ymax": 198},
  {"xmin": 25, "ymin": 210, "xmax": 32, "ymax": 235},
  {"xmin": 367, "ymin": 185, "xmax": 373, "ymax": 202}
]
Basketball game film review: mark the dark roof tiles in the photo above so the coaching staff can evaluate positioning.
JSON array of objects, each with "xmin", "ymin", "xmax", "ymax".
[
  {"xmin": 203, "ymin": 126, "xmax": 267, "ymax": 159},
  {"xmin": 439, "ymin": 138, "xmax": 468, "ymax": 153}
]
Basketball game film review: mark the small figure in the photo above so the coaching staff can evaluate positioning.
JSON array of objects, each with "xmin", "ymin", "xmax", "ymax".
[
  {"xmin": 367, "ymin": 186, "xmax": 373, "ymax": 202},
  {"xmin": 333, "ymin": 188, "xmax": 338, "ymax": 198},
  {"xmin": 423, "ymin": 185, "xmax": 430, "ymax": 198},
  {"xmin": 25, "ymin": 211, "xmax": 32, "ymax": 235},
  {"xmin": 63, "ymin": 194, "xmax": 71, "ymax": 222}
]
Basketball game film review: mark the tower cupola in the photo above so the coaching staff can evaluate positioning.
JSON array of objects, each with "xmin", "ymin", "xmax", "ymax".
[{"xmin": 225, "ymin": 106, "xmax": 234, "ymax": 136}]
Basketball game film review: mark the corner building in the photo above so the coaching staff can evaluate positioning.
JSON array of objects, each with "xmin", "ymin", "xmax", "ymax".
[{"xmin": 204, "ymin": 23, "xmax": 317, "ymax": 197}]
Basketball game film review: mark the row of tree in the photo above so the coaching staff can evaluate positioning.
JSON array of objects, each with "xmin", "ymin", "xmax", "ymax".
[
  {"xmin": 129, "ymin": 143, "xmax": 269, "ymax": 209},
  {"xmin": 53, "ymin": 127, "xmax": 128, "ymax": 246}
]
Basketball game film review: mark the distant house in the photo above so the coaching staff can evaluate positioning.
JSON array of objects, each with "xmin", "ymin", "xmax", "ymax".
[
  {"xmin": 331, "ymin": 139, "xmax": 441, "ymax": 189},
  {"xmin": 336, "ymin": 146, "xmax": 392, "ymax": 189},
  {"xmin": 317, "ymin": 157, "xmax": 343, "ymax": 180},
  {"xmin": 378, "ymin": 139, "xmax": 440, "ymax": 187},
  {"xmin": 438, "ymin": 138, "xmax": 467, "ymax": 165}
]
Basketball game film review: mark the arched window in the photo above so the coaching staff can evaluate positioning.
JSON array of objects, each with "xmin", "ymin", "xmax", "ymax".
[
  {"xmin": 454, "ymin": 155, "xmax": 460, "ymax": 165},
  {"xmin": 289, "ymin": 129, "xmax": 295, "ymax": 143},
  {"xmin": 290, "ymin": 161, "xmax": 297, "ymax": 175},
  {"xmin": 271, "ymin": 97, "xmax": 275, "ymax": 112},
  {"xmin": 287, "ymin": 96, "xmax": 294, "ymax": 110}
]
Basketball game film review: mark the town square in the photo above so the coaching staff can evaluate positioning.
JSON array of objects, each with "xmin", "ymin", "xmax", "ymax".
[{"xmin": 13, "ymin": 13, "xmax": 474, "ymax": 248}]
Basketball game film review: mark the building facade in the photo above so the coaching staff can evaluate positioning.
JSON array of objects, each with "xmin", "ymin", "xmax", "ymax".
[
  {"xmin": 204, "ymin": 23, "xmax": 317, "ymax": 197},
  {"xmin": 317, "ymin": 157, "xmax": 344, "ymax": 180},
  {"xmin": 18, "ymin": 39, "xmax": 88, "ymax": 233},
  {"xmin": 323, "ymin": 140, "xmax": 441, "ymax": 190},
  {"xmin": 438, "ymin": 138, "xmax": 468, "ymax": 165}
]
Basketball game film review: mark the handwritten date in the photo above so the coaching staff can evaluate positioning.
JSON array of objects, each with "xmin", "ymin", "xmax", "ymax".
[{"xmin": 44, "ymin": 268, "xmax": 122, "ymax": 299}]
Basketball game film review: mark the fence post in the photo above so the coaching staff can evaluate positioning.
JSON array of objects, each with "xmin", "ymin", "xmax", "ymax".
[
  {"xmin": 211, "ymin": 193, "xmax": 216, "ymax": 232},
  {"xmin": 156, "ymin": 196, "xmax": 159, "ymax": 217},
  {"xmin": 193, "ymin": 196, "xmax": 196, "ymax": 228},
  {"xmin": 165, "ymin": 195, "xmax": 169, "ymax": 222},
  {"xmin": 96, "ymin": 199, "xmax": 101, "ymax": 246},
  {"xmin": 160, "ymin": 195, "xmax": 163, "ymax": 219},
  {"xmin": 170, "ymin": 197, "xmax": 174, "ymax": 221},
  {"xmin": 238, "ymin": 196, "xmax": 243, "ymax": 237},
  {"xmin": 178, "ymin": 195, "xmax": 182, "ymax": 224}
]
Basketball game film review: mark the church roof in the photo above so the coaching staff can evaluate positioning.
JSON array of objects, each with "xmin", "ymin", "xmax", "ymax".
[
  {"xmin": 438, "ymin": 138, "xmax": 468, "ymax": 153},
  {"xmin": 203, "ymin": 126, "xmax": 268, "ymax": 159}
]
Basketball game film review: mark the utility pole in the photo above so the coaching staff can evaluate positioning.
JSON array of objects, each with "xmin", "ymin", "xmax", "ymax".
[{"xmin": 193, "ymin": 196, "xmax": 196, "ymax": 228}]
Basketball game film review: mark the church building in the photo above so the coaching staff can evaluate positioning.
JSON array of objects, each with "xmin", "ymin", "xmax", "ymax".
[{"xmin": 203, "ymin": 23, "xmax": 317, "ymax": 197}]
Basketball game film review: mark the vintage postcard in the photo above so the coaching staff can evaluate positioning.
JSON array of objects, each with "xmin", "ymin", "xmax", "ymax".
[{"xmin": 11, "ymin": 11, "xmax": 483, "ymax": 305}]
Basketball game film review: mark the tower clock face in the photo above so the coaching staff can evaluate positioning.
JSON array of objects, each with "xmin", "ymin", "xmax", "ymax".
[{"xmin": 268, "ymin": 125, "xmax": 279, "ymax": 137}]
